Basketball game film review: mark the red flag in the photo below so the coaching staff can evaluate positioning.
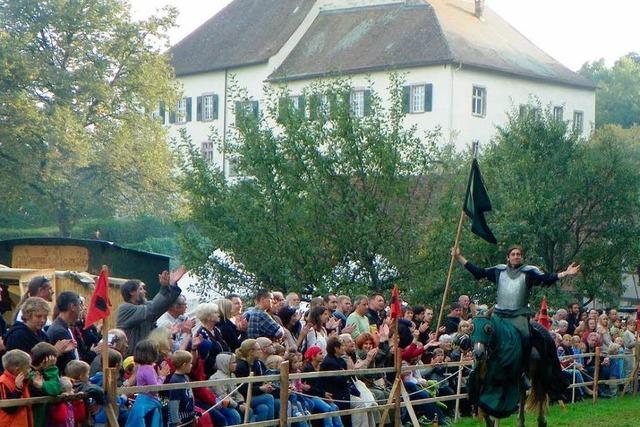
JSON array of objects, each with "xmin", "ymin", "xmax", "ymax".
[
  {"xmin": 390, "ymin": 285, "xmax": 401, "ymax": 319},
  {"xmin": 84, "ymin": 267, "xmax": 111, "ymax": 329},
  {"xmin": 538, "ymin": 296, "xmax": 551, "ymax": 330}
]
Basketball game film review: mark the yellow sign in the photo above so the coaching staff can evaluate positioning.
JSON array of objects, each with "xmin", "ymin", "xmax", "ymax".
[{"xmin": 12, "ymin": 245, "xmax": 90, "ymax": 271}]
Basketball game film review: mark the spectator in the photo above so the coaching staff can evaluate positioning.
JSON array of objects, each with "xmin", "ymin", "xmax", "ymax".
[
  {"xmin": 566, "ymin": 303, "xmax": 581, "ymax": 335},
  {"xmin": 333, "ymin": 295, "xmax": 352, "ymax": 330},
  {"xmin": 228, "ymin": 293, "xmax": 248, "ymax": 341},
  {"xmin": 14, "ymin": 276, "xmax": 55, "ymax": 325},
  {"xmin": 285, "ymin": 292, "xmax": 301, "ymax": 309},
  {"xmin": 301, "ymin": 346, "xmax": 343, "ymax": 427},
  {"xmin": 65, "ymin": 360, "xmax": 106, "ymax": 427},
  {"xmin": 366, "ymin": 293, "xmax": 386, "ymax": 329},
  {"xmin": 47, "ymin": 291, "xmax": 82, "ymax": 373},
  {"xmin": 89, "ymin": 329, "xmax": 128, "ymax": 376},
  {"xmin": 167, "ymin": 350, "xmax": 198, "ymax": 427},
  {"xmin": 116, "ymin": 267, "xmax": 185, "ymax": 356},
  {"xmin": 0, "ymin": 349, "xmax": 33, "ymax": 426},
  {"xmin": 246, "ymin": 289, "xmax": 284, "ymax": 340},
  {"xmin": 156, "ymin": 295, "xmax": 190, "ymax": 329},
  {"xmin": 444, "ymin": 303, "xmax": 462, "ymax": 335},
  {"xmin": 235, "ymin": 339, "xmax": 276, "ymax": 422},
  {"xmin": 30, "ymin": 342, "xmax": 62, "ymax": 427},
  {"xmin": 278, "ymin": 306, "xmax": 302, "ymax": 350},
  {"xmin": 320, "ymin": 337, "xmax": 357, "ymax": 426},
  {"xmin": 271, "ymin": 292, "xmax": 286, "ymax": 316},
  {"xmin": 195, "ymin": 302, "xmax": 229, "ymax": 377},
  {"xmin": 210, "ymin": 352, "xmax": 249, "ymax": 423},
  {"xmin": 72, "ymin": 296, "xmax": 101, "ymax": 364},
  {"xmin": 215, "ymin": 298, "xmax": 242, "ymax": 352},
  {"xmin": 458, "ymin": 295, "xmax": 472, "ymax": 320},
  {"xmin": 298, "ymin": 306, "xmax": 330, "ymax": 355},
  {"xmin": 126, "ymin": 340, "xmax": 169, "ymax": 426},
  {"xmin": 346, "ymin": 295, "xmax": 370, "ymax": 339},
  {"xmin": 5, "ymin": 297, "xmax": 72, "ymax": 359},
  {"xmin": 324, "ymin": 294, "xmax": 338, "ymax": 312}
]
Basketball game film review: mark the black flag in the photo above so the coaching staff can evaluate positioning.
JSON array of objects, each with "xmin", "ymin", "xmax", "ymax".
[{"xmin": 463, "ymin": 158, "xmax": 497, "ymax": 244}]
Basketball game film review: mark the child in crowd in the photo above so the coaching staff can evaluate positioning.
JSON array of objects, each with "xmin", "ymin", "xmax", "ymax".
[
  {"xmin": 47, "ymin": 376, "xmax": 75, "ymax": 427},
  {"xmin": 30, "ymin": 342, "xmax": 62, "ymax": 427},
  {"xmin": 265, "ymin": 354, "xmax": 309, "ymax": 423},
  {"xmin": 66, "ymin": 360, "xmax": 106, "ymax": 427},
  {"xmin": 211, "ymin": 352, "xmax": 249, "ymax": 423},
  {"xmin": 168, "ymin": 350, "xmax": 196, "ymax": 427},
  {"xmin": 0, "ymin": 349, "xmax": 34, "ymax": 427},
  {"xmin": 89, "ymin": 349, "xmax": 128, "ymax": 427},
  {"xmin": 125, "ymin": 339, "xmax": 170, "ymax": 427}
]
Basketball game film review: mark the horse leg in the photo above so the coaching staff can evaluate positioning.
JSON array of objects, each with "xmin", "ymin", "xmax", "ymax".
[
  {"xmin": 536, "ymin": 403, "xmax": 547, "ymax": 427},
  {"xmin": 518, "ymin": 376, "xmax": 526, "ymax": 427}
]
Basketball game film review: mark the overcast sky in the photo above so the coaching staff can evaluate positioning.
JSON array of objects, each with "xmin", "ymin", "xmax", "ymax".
[{"xmin": 129, "ymin": 0, "xmax": 639, "ymax": 71}]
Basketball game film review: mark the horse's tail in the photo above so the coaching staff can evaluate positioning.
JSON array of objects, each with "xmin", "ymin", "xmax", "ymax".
[{"xmin": 525, "ymin": 359, "xmax": 549, "ymax": 414}]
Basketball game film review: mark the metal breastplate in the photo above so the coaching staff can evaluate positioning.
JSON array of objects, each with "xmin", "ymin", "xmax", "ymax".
[{"xmin": 495, "ymin": 266, "xmax": 528, "ymax": 311}]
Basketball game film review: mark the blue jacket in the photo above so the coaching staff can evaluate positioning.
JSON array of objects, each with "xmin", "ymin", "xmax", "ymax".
[{"xmin": 125, "ymin": 393, "xmax": 163, "ymax": 427}]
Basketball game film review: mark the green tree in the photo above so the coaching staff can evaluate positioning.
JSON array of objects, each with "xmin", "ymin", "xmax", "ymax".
[
  {"xmin": 179, "ymin": 76, "xmax": 450, "ymax": 295},
  {"xmin": 580, "ymin": 53, "xmax": 640, "ymax": 128},
  {"xmin": 421, "ymin": 108, "xmax": 640, "ymax": 309},
  {"xmin": 0, "ymin": 0, "xmax": 179, "ymax": 236}
]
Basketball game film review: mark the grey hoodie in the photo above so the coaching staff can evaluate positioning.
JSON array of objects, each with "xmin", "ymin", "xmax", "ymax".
[{"xmin": 209, "ymin": 352, "xmax": 244, "ymax": 408}]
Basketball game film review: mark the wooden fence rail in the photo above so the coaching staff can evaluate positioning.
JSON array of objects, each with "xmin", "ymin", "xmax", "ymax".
[{"xmin": 0, "ymin": 346, "xmax": 637, "ymax": 427}]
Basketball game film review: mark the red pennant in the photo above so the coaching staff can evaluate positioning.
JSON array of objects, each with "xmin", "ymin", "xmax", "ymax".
[
  {"xmin": 84, "ymin": 267, "xmax": 111, "ymax": 329},
  {"xmin": 390, "ymin": 285, "xmax": 401, "ymax": 319},
  {"xmin": 538, "ymin": 296, "xmax": 551, "ymax": 330}
]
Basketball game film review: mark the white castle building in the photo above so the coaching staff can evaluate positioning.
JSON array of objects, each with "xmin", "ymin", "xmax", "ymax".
[{"xmin": 165, "ymin": 0, "xmax": 595, "ymax": 176}]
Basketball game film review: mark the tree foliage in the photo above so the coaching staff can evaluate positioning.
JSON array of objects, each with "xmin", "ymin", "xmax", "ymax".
[
  {"xmin": 579, "ymin": 53, "xmax": 640, "ymax": 128},
  {"xmin": 179, "ymin": 76, "xmax": 451, "ymax": 296},
  {"xmin": 0, "ymin": 0, "xmax": 180, "ymax": 236},
  {"xmin": 421, "ymin": 108, "xmax": 640, "ymax": 308}
]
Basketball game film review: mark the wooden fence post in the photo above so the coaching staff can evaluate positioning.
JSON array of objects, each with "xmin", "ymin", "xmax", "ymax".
[
  {"xmin": 454, "ymin": 365, "xmax": 464, "ymax": 422},
  {"xmin": 592, "ymin": 347, "xmax": 601, "ymax": 404},
  {"xmin": 104, "ymin": 367, "xmax": 119, "ymax": 426},
  {"xmin": 279, "ymin": 361, "xmax": 290, "ymax": 427},
  {"xmin": 244, "ymin": 372, "xmax": 254, "ymax": 424}
]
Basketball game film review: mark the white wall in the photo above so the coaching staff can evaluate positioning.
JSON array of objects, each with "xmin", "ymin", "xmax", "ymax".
[
  {"xmin": 450, "ymin": 67, "xmax": 596, "ymax": 149},
  {"xmin": 168, "ymin": 64, "xmax": 596, "ymax": 172}
]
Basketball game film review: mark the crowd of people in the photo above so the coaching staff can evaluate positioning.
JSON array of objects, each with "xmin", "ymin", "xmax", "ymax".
[{"xmin": 0, "ymin": 270, "xmax": 638, "ymax": 427}]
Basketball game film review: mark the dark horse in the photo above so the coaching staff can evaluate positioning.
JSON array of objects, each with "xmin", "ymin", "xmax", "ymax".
[{"xmin": 468, "ymin": 312, "xmax": 567, "ymax": 427}]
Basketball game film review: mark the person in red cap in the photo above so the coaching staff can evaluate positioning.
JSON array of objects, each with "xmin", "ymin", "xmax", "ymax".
[{"xmin": 301, "ymin": 346, "xmax": 343, "ymax": 427}]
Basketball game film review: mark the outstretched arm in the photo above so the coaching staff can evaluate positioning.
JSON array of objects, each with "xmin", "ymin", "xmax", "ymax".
[
  {"xmin": 558, "ymin": 263, "xmax": 580, "ymax": 279},
  {"xmin": 452, "ymin": 246, "xmax": 498, "ymax": 282}
]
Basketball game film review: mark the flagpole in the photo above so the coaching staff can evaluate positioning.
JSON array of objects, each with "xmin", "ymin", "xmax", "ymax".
[
  {"xmin": 435, "ymin": 141, "xmax": 479, "ymax": 334},
  {"xmin": 435, "ymin": 210, "xmax": 466, "ymax": 335}
]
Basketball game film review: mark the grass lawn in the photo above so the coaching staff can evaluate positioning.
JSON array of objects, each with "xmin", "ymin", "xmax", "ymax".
[{"xmin": 453, "ymin": 395, "xmax": 640, "ymax": 426}]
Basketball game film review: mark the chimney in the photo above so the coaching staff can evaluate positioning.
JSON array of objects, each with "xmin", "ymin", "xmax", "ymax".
[{"xmin": 474, "ymin": 0, "xmax": 485, "ymax": 18}]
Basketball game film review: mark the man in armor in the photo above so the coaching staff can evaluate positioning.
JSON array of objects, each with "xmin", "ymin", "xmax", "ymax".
[{"xmin": 451, "ymin": 245, "xmax": 580, "ymax": 349}]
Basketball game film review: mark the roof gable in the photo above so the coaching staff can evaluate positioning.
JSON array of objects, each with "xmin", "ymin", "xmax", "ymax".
[
  {"xmin": 270, "ymin": 2, "xmax": 453, "ymax": 81},
  {"xmin": 268, "ymin": 0, "xmax": 594, "ymax": 89},
  {"xmin": 168, "ymin": 0, "xmax": 315, "ymax": 76}
]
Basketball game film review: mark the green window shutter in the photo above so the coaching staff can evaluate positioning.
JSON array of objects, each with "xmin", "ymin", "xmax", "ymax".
[
  {"xmin": 278, "ymin": 97, "xmax": 288, "ymax": 122},
  {"xmin": 402, "ymin": 86, "xmax": 410, "ymax": 113},
  {"xmin": 252, "ymin": 100, "xmax": 259, "ymax": 118},
  {"xmin": 364, "ymin": 89, "xmax": 372, "ymax": 116},
  {"xmin": 235, "ymin": 101, "xmax": 242, "ymax": 123},
  {"xmin": 424, "ymin": 84, "xmax": 433, "ymax": 112},
  {"xmin": 213, "ymin": 94, "xmax": 219, "ymax": 120},
  {"xmin": 309, "ymin": 95, "xmax": 319, "ymax": 120},
  {"xmin": 298, "ymin": 95, "xmax": 306, "ymax": 118},
  {"xmin": 186, "ymin": 97, "xmax": 192, "ymax": 121},
  {"xmin": 159, "ymin": 102, "xmax": 165, "ymax": 124},
  {"xmin": 196, "ymin": 96, "xmax": 202, "ymax": 121},
  {"xmin": 169, "ymin": 110, "xmax": 176, "ymax": 124}
]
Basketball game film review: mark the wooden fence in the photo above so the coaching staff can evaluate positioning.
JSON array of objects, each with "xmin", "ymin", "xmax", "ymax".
[{"xmin": 1, "ymin": 348, "xmax": 638, "ymax": 426}]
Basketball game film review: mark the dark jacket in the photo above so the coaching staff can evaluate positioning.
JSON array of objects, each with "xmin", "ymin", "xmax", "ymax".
[
  {"xmin": 217, "ymin": 319, "xmax": 241, "ymax": 352},
  {"xmin": 365, "ymin": 309, "xmax": 384, "ymax": 328},
  {"xmin": 5, "ymin": 321, "xmax": 48, "ymax": 354},
  {"xmin": 47, "ymin": 316, "xmax": 77, "ymax": 373},
  {"xmin": 319, "ymin": 355, "xmax": 350, "ymax": 407}
]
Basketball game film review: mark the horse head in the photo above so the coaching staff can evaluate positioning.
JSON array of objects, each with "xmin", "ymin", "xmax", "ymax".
[{"xmin": 471, "ymin": 314, "xmax": 496, "ymax": 362}]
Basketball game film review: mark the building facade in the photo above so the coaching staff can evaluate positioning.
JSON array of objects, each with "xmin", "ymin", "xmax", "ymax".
[{"xmin": 166, "ymin": 0, "xmax": 595, "ymax": 176}]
